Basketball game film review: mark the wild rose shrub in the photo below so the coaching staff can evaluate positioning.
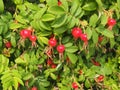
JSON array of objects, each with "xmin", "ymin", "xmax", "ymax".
[{"xmin": 0, "ymin": 0, "xmax": 120, "ymax": 90}]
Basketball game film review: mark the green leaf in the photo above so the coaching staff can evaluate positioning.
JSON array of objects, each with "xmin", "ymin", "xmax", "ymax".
[
  {"xmin": 15, "ymin": 57, "xmax": 26, "ymax": 65},
  {"xmin": 0, "ymin": 36, "xmax": 3, "ymax": 48},
  {"xmin": 74, "ymin": 5, "xmax": 82, "ymax": 17},
  {"xmin": 52, "ymin": 14, "xmax": 67, "ymax": 28},
  {"xmin": 0, "ymin": 54, "xmax": 9, "ymax": 73},
  {"xmin": 64, "ymin": 43, "xmax": 73, "ymax": 47},
  {"xmin": 11, "ymin": 35, "xmax": 16, "ymax": 47},
  {"xmin": 70, "ymin": 0, "xmax": 80, "ymax": 15},
  {"xmin": 67, "ymin": 17, "xmax": 76, "ymax": 29},
  {"xmin": 15, "ymin": 15, "xmax": 29, "ymax": 24},
  {"xmin": 46, "ymin": 0, "xmax": 58, "ymax": 6},
  {"xmin": 85, "ymin": 79, "xmax": 91, "ymax": 88},
  {"xmin": 92, "ymin": 30, "xmax": 98, "ymax": 44},
  {"xmin": 2, "ymin": 24, "xmax": 8, "ymax": 34},
  {"xmin": 60, "ymin": 0, "xmax": 69, "ymax": 12},
  {"xmin": 34, "ymin": 7, "xmax": 47, "ymax": 19},
  {"xmin": 85, "ymin": 27, "xmax": 92, "ymax": 40},
  {"xmin": 67, "ymin": 53, "xmax": 78, "ymax": 64},
  {"xmin": 39, "ymin": 36, "xmax": 48, "ymax": 45},
  {"xmin": 117, "ymin": 0, "xmax": 120, "ymax": 9},
  {"xmin": 82, "ymin": 2, "xmax": 97, "ymax": 11},
  {"xmin": 54, "ymin": 25, "xmax": 67, "ymax": 34},
  {"xmin": 0, "ymin": 0, "xmax": 4, "ymax": 13},
  {"xmin": 78, "ymin": 75, "xmax": 85, "ymax": 82},
  {"xmin": 23, "ymin": 73, "xmax": 33, "ymax": 80},
  {"xmin": 110, "ymin": 38, "xmax": 116, "ymax": 48},
  {"xmin": 101, "ymin": 14, "xmax": 108, "ymax": 26},
  {"xmin": 65, "ymin": 46, "xmax": 78, "ymax": 53},
  {"xmin": 9, "ymin": 22, "xmax": 23, "ymax": 29},
  {"xmin": 100, "ymin": 63, "xmax": 112, "ymax": 75},
  {"xmin": 24, "ymin": 2, "xmax": 40, "ymax": 11},
  {"xmin": 50, "ymin": 73, "xmax": 57, "ymax": 80},
  {"xmin": 48, "ymin": 5, "xmax": 65, "ymax": 15},
  {"xmin": 41, "ymin": 14, "xmax": 55, "ymax": 21},
  {"xmin": 38, "ymin": 31, "xmax": 51, "ymax": 37},
  {"xmin": 39, "ymin": 80, "xmax": 50, "ymax": 87},
  {"xmin": 102, "ymin": 30, "xmax": 114, "ymax": 38},
  {"xmin": 89, "ymin": 14, "xmax": 98, "ymax": 27},
  {"xmin": 39, "ymin": 21, "xmax": 51, "ymax": 30},
  {"xmin": 95, "ymin": 0, "xmax": 103, "ymax": 8}
]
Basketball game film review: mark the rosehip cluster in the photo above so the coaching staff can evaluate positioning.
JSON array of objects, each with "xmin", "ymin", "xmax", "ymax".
[
  {"xmin": 48, "ymin": 38, "xmax": 65, "ymax": 53},
  {"xmin": 72, "ymin": 27, "xmax": 88, "ymax": 42},
  {"xmin": 20, "ymin": 29, "xmax": 37, "ymax": 46},
  {"xmin": 47, "ymin": 59, "xmax": 57, "ymax": 68}
]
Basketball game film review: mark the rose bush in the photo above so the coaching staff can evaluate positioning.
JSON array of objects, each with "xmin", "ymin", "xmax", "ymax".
[{"xmin": 0, "ymin": 0, "xmax": 120, "ymax": 90}]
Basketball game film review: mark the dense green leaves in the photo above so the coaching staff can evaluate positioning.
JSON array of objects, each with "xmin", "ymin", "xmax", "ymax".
[{"xmin": 0, "ymin": 0, "xmax": 119, "ymax": 90}]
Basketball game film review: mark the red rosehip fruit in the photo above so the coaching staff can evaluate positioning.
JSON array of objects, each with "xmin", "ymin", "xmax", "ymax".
[
  {"xmin": 72, "ymin": 82, "xmax": 78, "ymax": 89},
  {"xmin": 80, "ymin": 33, "xmax": 88, "ymax": 42},
  {"xmin": 31, "ymin": 86, "xmax": 37, "ymax": 90},
  {"xmin": 107, "ymin": 18, "xmax": 116, "ymax": 26},
  {"xmin": 91, "ymin": 59, "xmax": 101, "ymax": 66},
  {"xmin": 47, "ymin": 59, "xmax": 53, "ymax": 66},
  {"xmin": 98, "ymin": 75, "xmax": 104, "ymax": 82},
  {"xmin": 5, "ymin": 41, "xmax": 12, "ymax": 48},
  {"xmin": 29, "ymin": 35, "xmax": 37, "ymax": 42},
  {"xmin": 57, "ymin": 45, "xmax": 65, "ymax": 53},
  {"xmin": 48, "ymin": 38, "xmax": 57, "ymax": 47},
  {"xmin": 20, "ymin": 29, "xmax": 32, "ymax": 39},
  {"xmin": 72, "ymin": 27, "xmax": 82, "ymax": 39},
  {"xmin": 79, "ymin": 70, "xmax": 83, "ymax": 75},
  {"xmin": 51, "ymin": 64, "xmax": 57, "ymax": 68},
  {"xmin": 95, "ymin": 75, "xmax": 104, "ymax": 83},
  {"xmin": 58, "ymin": 1, "xmax": 62, "ymax": 6},
  {"xmin": 98, "ymin": 36, "xmax": 103, "ymax": 43}
]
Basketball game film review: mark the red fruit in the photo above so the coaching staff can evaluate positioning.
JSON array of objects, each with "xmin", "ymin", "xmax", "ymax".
[
  {"xmin": 46, "ymin": 50, "xmax": 52, "ymax": 56},
  {"xmin": 107, "ymin": 18, "xmax": 116, "ymax": 26},
  {"xmin": 66, "ymin": 57, "xmax": 70, "ymax": 63},
  {"xmin": 29, "ymin": 35, "xmax": 37, "ymax": 42},
  {"xmin": 31, "ymin": 86, "xmax": 37, "ymax": 90},
  {"xmin": 72, "ymin": 82, "xmax": 78, "ymax": 89},
  {"xmin": 79, "ymin": 70, "xmax": 83, "ymax": 75},
  {"xmin": 72, "ymin": 27, "xmax": 82, "ymax": 39},
  {"xmin": 57, "ymin": 45, "xmax": 65, "ymax": 53},
  {"xmin": 48, "ymin": 38, "xmax": 57, "ymax": 47},
  {"xmin": 51, "ymin": 64, "xmax": 57, "ymax": 68},
  {"xmin": 20, "ymin": 29, "xmax": 32, "ymax": 39},
  {"xmin": 96, "ymin": 75, "xmax": 104, "ymax": 83},
  {"xmin": 47, "ymin": 59, "xmax": 53, "ymax": 66},
  {"xmin": 80, "ymin": 33, "xmax": 88, "ymax": 42},
  {"xmin": 58, "ymin": 1, "xmax": 62, "ymax": 6},
  {"xmin": 18, "ymin": 83, "xmax": 20, "ymax": 87},
  {"xmin": 98, "ymin": 36, "xmax": 103, "ymax": 43},
  {"xmin": 25, "ymin": 80, "xmax": 29, "ymax": 86},
  {"xmin": 5, "ymin": 41, "xmax": 12, "ymax": 48},
  {"xmin": 91, "ymin": 59, "xmax": 101, "ymax": 66}
]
